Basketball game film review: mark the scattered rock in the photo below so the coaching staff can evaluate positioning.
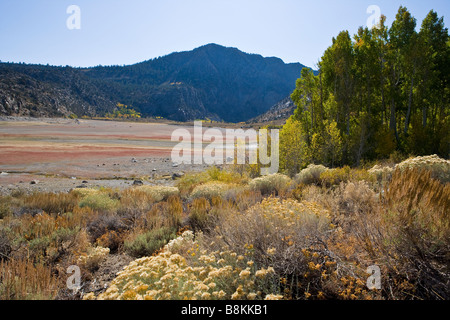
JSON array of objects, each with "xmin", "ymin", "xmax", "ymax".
[
  {"xmin": 30, "ymin": 180, "xmax": 39, "ymax": 185},
  {"xmin": 133, "ymin": 180, "xmax": 144, "ymax": 186},
  {"xmin": 75, "ymin": 185, "xmax": 87, "ymax": 189},
  {"xmin": 82, "ymin": 180, "xmax": 89, "ymax": 184},
  {"xmin": 171, "ymin": 172, "xmax": 184, "ymax": 180}
]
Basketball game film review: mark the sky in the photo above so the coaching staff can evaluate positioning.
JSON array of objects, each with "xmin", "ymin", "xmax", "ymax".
[{"xmin": 0, "ymin": 0, "xmax": 448, "ymax": 69}]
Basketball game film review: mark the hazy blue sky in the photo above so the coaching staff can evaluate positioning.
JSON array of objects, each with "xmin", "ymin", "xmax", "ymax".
[{"xmin": 0, "ymin": 0, "xmax": 448, "ymax": 69}]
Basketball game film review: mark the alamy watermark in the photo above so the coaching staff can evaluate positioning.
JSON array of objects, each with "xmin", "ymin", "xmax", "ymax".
[
  {"xmin": 171, "ymin": 121, "xmax": 279, "ymax": 175},
  {"xmin": 66, "ymin": 265, "xmax": 81, "ymax": 293},
  {"xmin": 66, "ymin": 5, "xmax": 81, "ymax": 30},
  {"xmin": 366, "ymin": 265, "xmax": 382, "ymax": 290},
  {"xmin": 367, "ymin": 5, "xmax": 381, "ymax": 29}
]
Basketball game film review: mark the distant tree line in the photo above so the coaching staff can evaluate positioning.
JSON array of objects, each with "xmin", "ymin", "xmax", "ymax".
[
  {"xmin": 281, "ymin": 7, "xmax": 449, "ymax": 174},
  {"xmin": 105, "ymin": 103, "xmax": 141, "ymax": 119}
]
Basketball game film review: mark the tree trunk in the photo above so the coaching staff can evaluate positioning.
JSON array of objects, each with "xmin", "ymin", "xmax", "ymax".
[
  {"xmin": 390, "ymin": 98, "xmax": 399, "ymax": 143},
  {"xmin": 422, "ymin": 106, "xmax": 427, "ymax": 128},
  {"xmin": 404, "ymin": 70, "xmax": 415, "ymax": 135}
]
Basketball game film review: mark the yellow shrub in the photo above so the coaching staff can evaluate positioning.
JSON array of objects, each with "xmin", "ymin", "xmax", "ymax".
[
  {"xmin": 70, "ymin": 188, "xmax": 100, "ymax": 198},
  {"xmin": 78, "ymin": 193, "xmax": 119, "ymax": 212},
  {"xmin": 320, "ymin": 166, "xmax": 374, "ymax": 187},
  {"xmin": 84, "ymin": 231, "xmax": 279, "ymax": 300}
]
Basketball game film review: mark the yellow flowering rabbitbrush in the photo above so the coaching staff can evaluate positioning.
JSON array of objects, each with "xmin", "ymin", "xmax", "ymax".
[{"xmin": 84, "ymin": 231, "xmax": 278, "ymax": 300}]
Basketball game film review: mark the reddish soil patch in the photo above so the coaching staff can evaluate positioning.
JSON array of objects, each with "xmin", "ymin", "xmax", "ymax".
[
  {"xmin": 0, "ymin": 119, "xmax": 189, "ymax": 178},
  {"xmin": 0, "ymin": 146, "xmax": 171, "ymax": 165}
]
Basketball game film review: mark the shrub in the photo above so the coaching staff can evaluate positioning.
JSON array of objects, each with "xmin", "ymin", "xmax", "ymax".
[
  {"xmin": 77, "ymin": 246, "xmax": 110, "ymax": 272},
  {"xmin": 385, "ymin": 168, "xmax": 449, "ymax": 245},
  {"xmin": 135, "ymin": 186, "xmax": 180, "ymax": 202},
  {"xmin": 188, "ymin": 197, "xmax": 211, "ymax": 230},
  {"xmin": 368, "ymin": 164, "xmax": 394, "ymax": 183},
  {"xmin": 346, "ymin": 167, "xmax": 450, "ymax": 300},
  {"xmin": 209, "ymin": 197, "xmax": 332, "ymax": 269},
  {"xmin": 205, "ymin": 166, "xmax": 247, "ymax": 184},
  {"xmin": 175, "ymin": 173, "xmax": 210, "ymax": 196},
  {"xmin": 295, "ymin": 164, "xmax": 328, "ymax": 185},
  {"xmin": 319, "ymin": 166, "xmax": 374, "ymax": 187},
  {"xmin": 84, "ymin": 231, "xmax": 280, "ymax": 300},
  {"xmin": 96, "ymin": 230, "xmax": 125, "ymax": 253},
  {"xmin": 22, "ymin": 192, "xmax": 79, "ymax": 215},
  {"xmin": 118, "ymin": 188, "xmax": 154, "ymax": 212},
  {"xmin": 0, "ymin": 196, "xmax": 12, "ymax": 219},
  {"xmin": 16, "ymin": 213, "xmax": 58, "ymax": 242},
  {"xmin": 381, "ymin": 168, "xmax": 450, "ymax": 299},
  {"xmin": 190, "ymin": 182, "xmax": 235, "ymax": 200},
  {"xmin": 70, "ymin": 188, "xmax": 100, "ymax": 198},
  {"xmin": 222, "ymin": 187, "xmax": 261, "ymax": 211},
  {"xmin": 204, "ymin": 197, "xmax": 344, "ymax": 299},
  {"xmin": 87, "ymin": 214, "xmax": 128, "ymax": 244},
  {"xmin": 176, "ymin": 167, "xmax": 247, "ymax": 197},
  {"xmin": 124, "ymin": 227, "xmax": 177, "ymax": 258},
  {"xmin": 0, "ymin": 230, "xmax": 12, "ymax": 261},
  {"xmin": 395, "ymin": 154, "xmax": 450, "ymax": 183},
  {"xmin": 249, "ymin": 174, "xmax": 292, "ymax": 196},
  {"xmin": 166, "ymin": 195, "xmax": 183, "ymax": 227},
  {"xmin": 0, "ymin": 259, "xmax": 59, "ymax": 300},
  {"xmin": 79, "ymin": 193, "xmax": 119, "ymax": 211}
]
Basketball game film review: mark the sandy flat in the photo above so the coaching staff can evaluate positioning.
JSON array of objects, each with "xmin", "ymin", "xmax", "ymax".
[{"xmin": 0, "ymin": 118, "xmax": 212, "ymax": 194}]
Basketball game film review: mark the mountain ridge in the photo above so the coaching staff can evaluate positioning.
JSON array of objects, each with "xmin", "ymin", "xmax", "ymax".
[{"xmin": 0, "ymin": 43, "xmax": 310, "ymax": 122}]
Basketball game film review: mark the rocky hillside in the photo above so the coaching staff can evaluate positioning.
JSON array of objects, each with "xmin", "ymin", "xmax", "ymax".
[
  {"xmin": 0, "ymin": 44, "xmax": 310, "ymax": 122},
  {"xmin": 0, "ymin": 64, "xmax": 114, "ymax": 117},
  {"xmin": 248, "ymin": 96, "xmax": 296, "ymax": 124}
]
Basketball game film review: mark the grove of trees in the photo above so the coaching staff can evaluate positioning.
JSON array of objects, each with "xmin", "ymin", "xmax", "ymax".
[{"xmin": 281, "ymin": 7, "xmax": 449, "ymax": 174}]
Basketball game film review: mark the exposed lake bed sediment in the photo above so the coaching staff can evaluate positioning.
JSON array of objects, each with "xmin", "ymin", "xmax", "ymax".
[{"xmin": 0, "ymin": 117, "xmax": 210, "ymax": 195}]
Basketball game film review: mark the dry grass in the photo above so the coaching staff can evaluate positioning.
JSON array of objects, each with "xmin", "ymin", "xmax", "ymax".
[
  {"xmin": 0, "ymin": 159, "xmax": 448, "ymax": 300},
  {"xmin": 134, "ymin": 185, "xmax": 180, "ymax": 202},
  {"xmin": 16, "ymin": 192, "xmax": 80, "ymax": 216},
  {"xmin": 0, "ymin": 258, "xmax": 60, "ymax": 300}
]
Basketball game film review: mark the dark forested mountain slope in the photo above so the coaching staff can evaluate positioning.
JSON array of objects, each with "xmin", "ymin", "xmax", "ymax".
[{"xmin": 0, "ymin": 44, "xmax": 309, "ymax": 122}]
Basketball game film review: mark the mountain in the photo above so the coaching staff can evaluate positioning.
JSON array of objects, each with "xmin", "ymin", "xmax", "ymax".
[
  {"xmin": 0, "ymin": 64, "xmax": 114, "ymax": 117},
  {"xmin": 0, "ymin": 44, "xmax": 309, "ymax": 122},
  {"xmin": 248, "ymin": 96, "xmax": 296, "ymax": 124}
]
